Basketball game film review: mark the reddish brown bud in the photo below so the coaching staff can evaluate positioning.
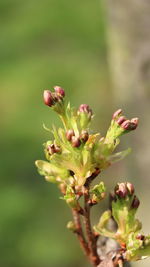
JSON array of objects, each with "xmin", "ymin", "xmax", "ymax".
[
  {"xmin": 115, "ymin": 183, "xmax": 128, "ymax": 198},
  {"xmin": 116, "ymin": 116, "xmax": 126, "ymax": 125},
  {"xmin": 130, "ymin": 118, "xmax": 139, "ymax": 130},
  {"xmin": 71, "ymin": 136, "xmax": 81, "ymax": 148},
  {"xmin": 136, "ymin": 234, "xmax": 145, "ymax": 241},
  {"xmin": 131, "ymin": 118, "xmax": 139, "ymax": 124},
  {"xmin": 121, "ymin": 120, "xmax": 131, "ymax": 130},
  {"xmin": 66, "ymin": 129, "xmax": 75, "ymax": 141},
  {"xmin": 54, "ymin": 86, "xmax": 65, "ymax": 98},
  {"xmin": 78, "ymin": 104, "xmax": 92, "ymax": 115},
  {"xmin": 126, "ymin": 182, "xmax": 134, "ymax": 195},
  {"xmin": 54, "ymin": 145, "xmax": 61, "ymax": 153},
  {"xmin": 131, "ymin": 196, "xmax": 140, "ymax": 209},
  {"xmin": 121, "ymin": 118, "xmax": 139, "ymax": 131},
  {"xmin": 47, "ymin": 144, "xmax": 61, "ymax": 154},
  {"xmin": 112, "ymin": 109, "xmax": 122, "ymax": 119},
  {"xmin": 80, "ymin": 130, "xmax": 89, "ymax": 143},
  {"xmin": 47, "ymin": 144, "xmax": 55, "ymax": 154},
  {"xmin": 43, "ymin": 90, "xmax": 54, "ymax": 107}
]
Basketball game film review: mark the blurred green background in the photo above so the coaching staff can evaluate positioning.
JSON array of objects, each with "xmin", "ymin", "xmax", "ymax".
[{"xmin": 0, "ymin": 0, "xmax": 150, "ymax": 267}]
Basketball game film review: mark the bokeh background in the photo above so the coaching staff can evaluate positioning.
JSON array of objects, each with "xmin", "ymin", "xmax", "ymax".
[{"xmin": 0, "ymin": 0, "xmax": 150, "ymax": 267}]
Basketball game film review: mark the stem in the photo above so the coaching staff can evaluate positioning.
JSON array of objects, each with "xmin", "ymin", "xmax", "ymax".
[
  {"xmin": 72, "ymin": 209, "xmax": 90, "ymax": 258},
  {"xmin": 59, "ymin": 114, "xmax": 68, "ymax": 130},
  {"xmin": 83, "ymin": 186, "xmax": 101, "ymax": 266}
]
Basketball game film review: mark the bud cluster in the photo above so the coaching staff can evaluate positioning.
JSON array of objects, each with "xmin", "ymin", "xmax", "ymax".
[
  {"xmin": 66, "ymin": 129, "xmax": 89, "ymax": 148},
  {"xmin": 77, "ymin": 104, "xmax": 93, "ymax": 129},
  {"xmin": 114, "ymin": 182, "xmax": 134, "ymax": 198},
  {"xmin": 44, "ymin": 141, "xmax": 62, "ymax": 160},
  {"xmin": 47, "ymin": 143, "xmax": 61, "ymax": 155},
  {"xmin": 113, "ymin": 109, "xmax": 139, "ymax": 131},
  {"xmin": 43, "ymin": 86, "xmax": 65, "ymax": 107},
  {"xmin": 114, "ymin": 182, "xmax": 140, "ymax": 209}
]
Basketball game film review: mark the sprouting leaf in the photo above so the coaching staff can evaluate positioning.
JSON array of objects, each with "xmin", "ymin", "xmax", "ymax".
[
  {"xmin": 108, "ymin": 148, "xmax": 131, "ymax": 163},
  {"xmin": 43, "ymin": 123, "xmax": 51, "ymax": 132}
]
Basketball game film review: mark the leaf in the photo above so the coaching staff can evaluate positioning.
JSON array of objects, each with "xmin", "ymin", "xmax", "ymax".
[
  {"xmin": 94, "ymin": 210, "xmax": 116, "ymax": 239},
  {"xmin": 108, "ymin": 148, "xmax": 131, "ymax": 163},
  {"xmin": 43, "ymin": 123, "xmax": 51, "ymax": 133}
]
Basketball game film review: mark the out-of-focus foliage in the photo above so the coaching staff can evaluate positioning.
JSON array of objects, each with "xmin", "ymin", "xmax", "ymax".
[{"xmin": 0, "ymin": 0, "xmax": 112, "ymax": 267}]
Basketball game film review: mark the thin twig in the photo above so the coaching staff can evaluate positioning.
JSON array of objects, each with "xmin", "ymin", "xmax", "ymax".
[
  {"xmin": 72, "ymin": 209, "xmax": 90, "ymax": 258},
  {"xmin": 83, "ymin": 186, "xmax": 100, "ymax": 266}
]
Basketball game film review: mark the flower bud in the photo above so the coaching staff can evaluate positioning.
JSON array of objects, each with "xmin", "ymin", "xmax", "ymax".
[
  {"xmin": 130, "ymin": 118, "xmax": 139, "ymax": 130},
  {"xmin": 115, "ymin": 183, "xmax": 128, "ymax": 198},
  {"xmin": 78, "ymin": 104, "xmax": 92, "ymax": 115},
  {"xmin": 121, "ymin": 118, "xmax": 139, "ymax": 131},
  {"xmin": 71, "ymin": 136, "xmax": 81, "ymax": 148},
  {"xmin": 136, "ymin": 234, "xmax": 145, "ymax": 241},
  {"xmin": 54, "ymin": 86, "xmax": 65, "ymax": 98},
  {"xmin": 54, "ymin": 145, "xmax": 61, "ymax": 153},
  {"xmin": 67, "ymin": 221, "xmax": 76, "ymax": 232},
  {"xmin": 121, "ymin": 120, "xmax": 131, "ymax": 130},
  {"xmin": 112, "ymin": 109, "xmax": 122, "ymax": 119},
  {"xmin": 47, "ymin": 144, "xmax": 61, "ymax": 154},
  {"xmin": 116, "ymin": 116, "xmax": 126, "ymax": 125},
  {"xmin": 43, "ymin": 90, "xmax": 54, "ymax": 107},
  {"xmin": 47, "ymin": 144, "xmax": 55, "ymax": 154},
  {"xmin": 126, "ymin": 182, "xmax": 134, "ymax": 195},
  {"xmin": 80, "ymin": 130, "xmax": 89, "ymax": 143},
  {"xmin": 131, "ymin": 196, "xmax": 140, "ymax": 209},
  {"xmin": 66, "ymin": 129, "xmax": 75, "ymax": 141}
]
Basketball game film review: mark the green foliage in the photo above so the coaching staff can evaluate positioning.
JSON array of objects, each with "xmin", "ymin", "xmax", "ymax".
[{"xmin": 36, "ymin": 88, "xmax": 137, "ymax": 189}]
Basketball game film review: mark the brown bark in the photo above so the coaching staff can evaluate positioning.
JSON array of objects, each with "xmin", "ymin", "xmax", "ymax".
[{"xmin": 72, "ymin": 209, "xmax": 90, "ymax": 257}]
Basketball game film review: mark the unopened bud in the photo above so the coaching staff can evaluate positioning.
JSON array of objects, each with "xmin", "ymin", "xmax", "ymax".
[
  {"xmin": 54, "ymin": 86, "xmax": 65, "ymax": 98},
  {"xmin": 78, "ymin": 104, "xmax": 92, "ymax": 115},
  {"xmin": 71, "ymin": 136, "xmax": 81, "ymax": 148},
  {"xmin": 43, "ymin": 90, "xmax": 54, "ymax": 107},
  {"xmin": 121, "ymin": 120, "xmax": 131, "ymax": 130},
  {"xmin": 112, "ymin": 109, "xmax": 122, "ymax": 119},
  {"xmin": 47, "ymin": 144, "xmax": 55, "ymax": 154},
  {"xmin": 116, "ymin": 116, "xmax": 126, "ymax": 125},
  {"xmin": 115, "ymin": 183, "xmax": 128, "ymax": 198},
  {"xmin": 80, "ymin": 130, "xmax": 89, "ymax": 143},
  {"xmin": 67, "ymin": 221, "xmax": 76, "ymax": 232},
  {"xmin": 66, "ymin": 129, "xmax": 75, "ymax": 141},
  {"xmin": 47, "ymin": 144, "xmax": 61, "ymax": 154},
  {"xmin": 130, "ymin": 118, "xmax": 139, "ymax": 130},
  {"xmin": 131, "ymin": 196, "xmax": 140, "ymax": 209},
  {"xmin": 136, "ymin": 234, "xmax": 145, "ymax": 241},
  {"xmin": 121, "ymin": 118, "xmax": 139, "ymax": 131},
  {"xmin": 126, "ymin": 182, "xmax": 134, "ymax": 195},
  {"xmin": 55, "ymin": 145, "xmax": 61, "ymax": 153}
]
